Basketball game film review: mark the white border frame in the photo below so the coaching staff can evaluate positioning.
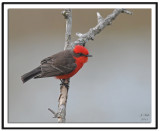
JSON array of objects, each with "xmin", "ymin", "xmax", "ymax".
[{"xmin": 3, "ymin": 3, "xmax": 157, "ymax": 129}]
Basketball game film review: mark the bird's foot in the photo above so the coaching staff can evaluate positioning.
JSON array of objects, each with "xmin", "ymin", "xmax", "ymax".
[{"xmin": 60, "ymin": 79, "xmax": 69, "ymax": 88}]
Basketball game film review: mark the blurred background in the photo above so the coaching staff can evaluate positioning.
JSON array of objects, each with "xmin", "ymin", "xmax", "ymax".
[{"xmin": 8, "ymin": 9, "xmax": 151, "ymax": 123}]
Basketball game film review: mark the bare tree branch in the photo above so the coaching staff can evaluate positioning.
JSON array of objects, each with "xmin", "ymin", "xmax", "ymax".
[
  {"xmin": 58, "ymin": 79, "xmax": 70, "ymax": 122},
  {"xmin": 48, "ymin": 9, "xmax": 72, "ymax": 123},
  {"xmin": 72, "ymin": 9, "xmax": 132, "ymax": 47},
  {"xmin": 62, "ymin": 9, "xmax": 72, "ymax": 50},
  {"xmin": 48, "ymin": 8, "xmax": 132, "ymax": 123}
]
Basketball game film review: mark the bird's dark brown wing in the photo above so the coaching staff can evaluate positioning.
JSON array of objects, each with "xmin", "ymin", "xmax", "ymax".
[{"xmin": 35, "ymin": 50, "xmax": 76, "ymax": 78}]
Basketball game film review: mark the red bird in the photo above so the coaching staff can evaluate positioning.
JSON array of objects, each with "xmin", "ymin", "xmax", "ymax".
[{"xmin": 21, "ymin": 45, "xmax": 92, "ymax": 83}]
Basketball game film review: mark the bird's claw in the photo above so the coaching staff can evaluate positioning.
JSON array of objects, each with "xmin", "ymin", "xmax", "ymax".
[{"xmin": 60, "ymin": 79, "xmax": 69, "ymax": 88}]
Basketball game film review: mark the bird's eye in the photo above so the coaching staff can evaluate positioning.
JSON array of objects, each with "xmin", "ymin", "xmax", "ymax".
[{"xmin": 78, "ymin": 53, "xmax": 83, "ymax": 56}]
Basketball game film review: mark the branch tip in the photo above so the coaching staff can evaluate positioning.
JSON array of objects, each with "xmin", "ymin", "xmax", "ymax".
[
  {"xmin": 48, "ymin": 108, "xmax": 58, "ymax": 118},
  {"xmin": 122, "ymin": 9, "xmax": 133, "ymax": 15},
  {"xmin": 97, "ymin": 12, "xmax": 104, "ymax": 23},
  {"xmin": 62, "ymin": 9, "xmax": 72, "ymax": 19},
  {"xmin": 76, "ymin": 32, "xmax": 83, "ymax": 37}
]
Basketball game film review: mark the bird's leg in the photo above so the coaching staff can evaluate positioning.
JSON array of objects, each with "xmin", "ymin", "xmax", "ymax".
[{"xmin": 60, "ymin": 79, "xmax": 69, "ymax": 89}]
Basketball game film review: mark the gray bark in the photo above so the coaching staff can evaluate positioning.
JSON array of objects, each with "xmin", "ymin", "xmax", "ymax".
[
  {"xmin": 48, "ymin": 9, "xmax": 72, "ymax": 123},
  {"xmin": 72, "ymin": 9, "xmax": 132, "ymax": 47}
]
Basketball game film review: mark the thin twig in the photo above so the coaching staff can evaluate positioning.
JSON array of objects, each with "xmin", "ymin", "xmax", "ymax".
[
  {"xmin": 62, "ymin": 9, "xmax": 72, "ymax": 50},
  {"xmin": 48, "ymin": 108, "xmax": 58, "ymax": 118}
]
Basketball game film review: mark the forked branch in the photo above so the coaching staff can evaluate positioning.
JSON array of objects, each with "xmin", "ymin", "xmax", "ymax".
[{"xmin": 48, "ymin": 8, "xmax": 132, "ymax": 123}]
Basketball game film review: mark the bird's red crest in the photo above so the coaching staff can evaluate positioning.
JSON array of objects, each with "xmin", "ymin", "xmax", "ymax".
[{"xmin": 73, "ymin": 45, "xmax": 89, "ymax": 55}]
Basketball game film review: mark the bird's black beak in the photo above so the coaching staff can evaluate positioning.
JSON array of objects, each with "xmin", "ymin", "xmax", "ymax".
[{"xmin": 86, "ymin": 54, "xmax": 92, "ymax": 57}]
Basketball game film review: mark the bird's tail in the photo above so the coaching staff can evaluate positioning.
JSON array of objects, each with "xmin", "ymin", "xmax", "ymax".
[{"xmin": 21, "ymin": 66, "xmax": 41, "ymax": 83}]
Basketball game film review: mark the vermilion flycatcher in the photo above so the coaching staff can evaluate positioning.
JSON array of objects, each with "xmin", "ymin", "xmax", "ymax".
[{"xmin": 21, "ymin": 45, "xmax": 92, "ymax": 83}]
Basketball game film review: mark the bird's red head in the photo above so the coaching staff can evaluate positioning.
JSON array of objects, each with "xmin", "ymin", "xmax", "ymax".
[
  {"xmin": 73, "ymin": 45, "xmax": 92, "ymax": 64},
  {"xmin": 73, "ymin": 45, "xmax": 89, "ymax": 56}
]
